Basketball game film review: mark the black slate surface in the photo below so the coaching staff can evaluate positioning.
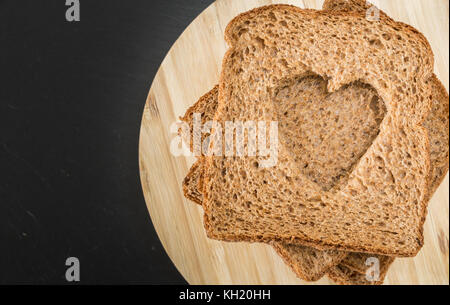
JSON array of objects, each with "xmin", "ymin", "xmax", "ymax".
[{"xmin": 0, "ymin": 0, "xmax": 213, "ymax": 284}]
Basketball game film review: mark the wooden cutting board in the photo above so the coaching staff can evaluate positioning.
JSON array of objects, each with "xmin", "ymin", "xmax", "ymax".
[{"xmin": 139, "ymin": 0, "xmax": 449, "ymax": 285}]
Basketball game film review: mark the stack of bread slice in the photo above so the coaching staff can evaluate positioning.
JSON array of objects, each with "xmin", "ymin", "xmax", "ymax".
[{"xmin": 180, "ymin": 0, "xmax": 449, "ymax": 285}]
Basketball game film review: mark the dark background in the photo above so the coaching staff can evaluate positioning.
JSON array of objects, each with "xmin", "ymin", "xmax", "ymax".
[{"xmin": 0, "ymin": 0, "xmax": 214, "ymax": 284}]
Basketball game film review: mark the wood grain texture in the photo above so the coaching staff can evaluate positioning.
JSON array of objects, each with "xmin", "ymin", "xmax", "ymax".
[{"xmin": 139, "ymin": 0, "xmax": 449, "ymax": 284}]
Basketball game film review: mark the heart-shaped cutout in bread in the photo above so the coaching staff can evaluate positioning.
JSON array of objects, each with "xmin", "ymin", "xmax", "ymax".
[{"xmin": 274, "ymin": 75, "xmax": 386, "ymax": 191}]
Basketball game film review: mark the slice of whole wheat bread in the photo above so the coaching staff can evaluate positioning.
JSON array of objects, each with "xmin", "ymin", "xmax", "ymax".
[{"xmin": 201, "ymin": 4, "xmax": 434, "ymax": 256}]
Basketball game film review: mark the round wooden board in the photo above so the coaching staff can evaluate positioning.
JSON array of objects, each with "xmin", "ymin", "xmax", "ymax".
[{"xmin": 139, "ymin": 0, "xmax": 449, "ymax": 284}]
